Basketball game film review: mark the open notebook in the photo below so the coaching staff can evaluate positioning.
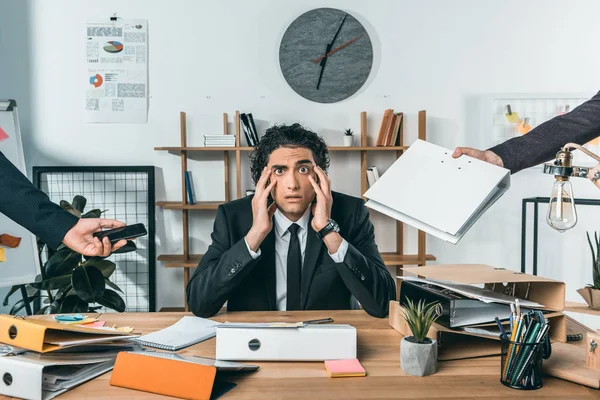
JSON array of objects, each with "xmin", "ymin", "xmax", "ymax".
[{"xmin": 133, "ymin": 316, "xmax": 220, "ymax": 351}]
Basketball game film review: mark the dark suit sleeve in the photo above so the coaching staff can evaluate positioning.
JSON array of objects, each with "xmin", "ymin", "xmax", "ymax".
[
  {"xmin": 489, "ymin": 90, "xmax": 600, "ymax": 174},
  {"xmin": 0, "ymin": 151, "xmax": 78, "ymax": 250},
  {"xmin": 335, "ymin": 201, "xmax": 396, "ymax": 318},
  {"xmin": 186, "ymin": 205, "xmax": 258, "ymax": 317}
]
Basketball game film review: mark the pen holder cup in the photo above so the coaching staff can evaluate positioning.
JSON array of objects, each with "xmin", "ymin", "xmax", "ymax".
[{"xmin": 500, "ymin": 339, "xmax": 544, "ymax": 390}]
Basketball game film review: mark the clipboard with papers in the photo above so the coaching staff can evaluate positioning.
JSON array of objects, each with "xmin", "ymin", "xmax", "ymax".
[{"xmin": 363, "ymin": 139, "xmax": 511, "ymax": 244}]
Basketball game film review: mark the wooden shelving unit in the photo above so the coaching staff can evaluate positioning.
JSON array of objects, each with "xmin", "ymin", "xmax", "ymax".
[{"xmin": 155, "ymin": 110, "xmax": 435, "ymax": 310}]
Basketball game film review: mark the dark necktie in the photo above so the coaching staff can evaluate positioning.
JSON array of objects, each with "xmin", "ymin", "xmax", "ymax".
[{"xmin": 286, "ymin": 223, "xmax": 302, "ymax": 310}]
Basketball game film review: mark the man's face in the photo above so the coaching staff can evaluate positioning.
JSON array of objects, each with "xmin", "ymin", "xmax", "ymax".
[{"xmin": 267, "ymin": 146, "xmax": 318, "ymax": 221}]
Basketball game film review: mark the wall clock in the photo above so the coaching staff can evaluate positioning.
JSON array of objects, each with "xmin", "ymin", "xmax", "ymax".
[{"xmin": 279, "ymin": 8, "xmax": 374, "ymax": 104}]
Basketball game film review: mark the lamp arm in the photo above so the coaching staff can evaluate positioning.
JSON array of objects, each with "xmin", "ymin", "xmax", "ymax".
[{"xmin": 562, "ymin": 142, "xmax": 600, "ymax": 163}]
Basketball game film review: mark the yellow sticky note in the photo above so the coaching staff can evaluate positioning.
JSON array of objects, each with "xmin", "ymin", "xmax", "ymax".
[
  {"xmin": 0, "ymin": 247, "xmax": 5, "ymax": 262},
  {"xmin": 517, "ymin": 120, "xmax": 532, "ymax": 134},
  {"xmin": 505, "ymin": 112, "xmax": 520, "ymax": 123}
]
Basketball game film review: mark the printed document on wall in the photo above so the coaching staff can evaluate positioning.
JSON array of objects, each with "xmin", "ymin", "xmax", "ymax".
[{"xmin": 85, "ymin": 19, "xmax": 148, "ymax": 123}]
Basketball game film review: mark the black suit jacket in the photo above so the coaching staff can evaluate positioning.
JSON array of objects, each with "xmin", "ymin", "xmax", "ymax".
[
  {"xmin": 187, "ymin": 191, "xmax": 396, "ymax": 318},
  {"xmin": 490, "ymin": 90, "xmax": 600, "ymax": 174},
  {"xmin": 0, "ymin": 151, "xmax": 78, "ymax": 250}
]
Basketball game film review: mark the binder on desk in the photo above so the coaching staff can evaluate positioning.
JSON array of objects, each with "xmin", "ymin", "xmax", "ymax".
[
  {"xmin": 0, "ymin": 352, "xmax": 116, "ymax": 400},
  {"xmin": 0, "ymin": 315, "xmax": 136, "ymax": 353},
  {"xmin": 363, "ymin": 139, "xmax": 510, "ymax": 244}
]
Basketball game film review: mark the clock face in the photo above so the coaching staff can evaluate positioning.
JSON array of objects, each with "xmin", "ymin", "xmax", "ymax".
[{"xmin": 279, "ymin": 8, "xmax": 373, "ymax": 104}]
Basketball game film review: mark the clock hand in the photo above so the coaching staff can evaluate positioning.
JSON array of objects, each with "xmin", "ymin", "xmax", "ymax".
[
  {"xmin": 312, "ymin": 33, "xmax": 365, "ymax": 64},
  {"xmin": 316, "ymin": 13, "xmax": 348, "ymax": 90}
]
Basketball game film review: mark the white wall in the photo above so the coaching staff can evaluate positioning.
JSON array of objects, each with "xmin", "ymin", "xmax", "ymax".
[{"xmin": 2, "ymin": 0, "xmax": 600, "ymax": 317}]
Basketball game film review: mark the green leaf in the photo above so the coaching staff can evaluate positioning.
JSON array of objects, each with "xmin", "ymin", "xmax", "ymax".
[
  {"xmin": 9, "ymin": 293, "xmax": 40, "ymax": 315},
  {"xmin": 97, "ymin": 289, "xmax": 126, "ymax": 312},
  {"xmin": 3, "ymin": 285, "xmax": 22, "ymax": 306},
  {"xmin": 85, "ymin": 259, "xmax": 116, "ymax": 278},
  {"xmin": 72, "ymin": 195, "xmax": 87, "ymax": 213},
  {"xmin": 105, "ymin": 279, "xmax": 124, "ymax": 293},
  {"xmin": 112, "ymin": 240, "xmax": 137, "ymax": 254},
  {"xmin": 37, "ymin": 303, "xmax": 59, "ymax": 315},
  {"xmin": 60, "ymin": 200, "xmax": 81, "ymax": 218},
  {"xmin": 45, "ymin": 249, "xmax": 81, "ymax": 278},
  {"xmin": 30, "ymin": 274, "xmax": 72, "ymax": 290},
  {"xmin": 82, "ymin": 209, "xmax": 102, "ymax": 219},
  {"xmin": 60, "ymin": 296, "xmax": 89, "ymax": 313},
  {"xmin": 71, "ymin": 265, "xmax": 105, "ymax": 303}
]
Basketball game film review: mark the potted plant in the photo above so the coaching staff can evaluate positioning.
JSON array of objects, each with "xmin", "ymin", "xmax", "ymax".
[
  {"xmin": 3, "ymin": 195, "xmax": 134, "ymax": 315},
  {"xmin": 400, "ymin": 298, "xmax": 440, "ymax": 376},
  {"xmin": 577, "ymin": 231, "xmax": 600, "ymax": 309},
  {"xmin": 343, "ymin": 128, "xmax": 354, "ymax": 147}
]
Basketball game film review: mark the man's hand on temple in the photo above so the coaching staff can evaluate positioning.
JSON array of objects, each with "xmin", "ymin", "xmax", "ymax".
[{"xmin": 245, "ymin": 167, "xmax": 278, "ymax": 251}]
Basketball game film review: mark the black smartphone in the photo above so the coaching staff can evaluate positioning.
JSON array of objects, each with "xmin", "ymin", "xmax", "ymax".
[{"xmin": 93, "ymin": 223, "xmax": 147, "ymax": 243}]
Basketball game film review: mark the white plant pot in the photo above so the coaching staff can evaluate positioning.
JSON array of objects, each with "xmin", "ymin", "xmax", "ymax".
[
  {"xmin": 343, "ymin": 136, "xmax": 354, "ymax": 146},
  {"xmin": 400, "ymin": 336, "xmax": 437, "ymax": 376}
]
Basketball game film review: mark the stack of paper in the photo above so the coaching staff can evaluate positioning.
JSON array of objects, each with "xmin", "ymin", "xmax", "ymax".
[{"xmin": 204, "ymin": 135, "xmax": 236, "ymax": 147}]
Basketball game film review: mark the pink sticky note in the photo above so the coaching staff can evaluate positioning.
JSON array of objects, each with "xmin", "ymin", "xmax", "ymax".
[
  {"xmin": 0, "ymin": 126, "xmax": 8, "ymax": 142},
  {"xmin": 81, "ymin": 321, "xmax": 106, "ymax": 328},
  {"xmin": 324, "ymin": 359, "xmax": 366, "ymax": 377}
]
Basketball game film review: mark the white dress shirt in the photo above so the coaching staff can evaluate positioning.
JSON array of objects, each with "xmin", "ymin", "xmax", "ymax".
[{"xmin": 244, "ymin": 207, "xmax": 348, "ymax": 311}]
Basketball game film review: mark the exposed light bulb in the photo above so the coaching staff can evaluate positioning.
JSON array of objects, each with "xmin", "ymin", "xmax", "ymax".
[{"xmin": 546, "ymin": 178, "xmax": 577, "ymax": 232}]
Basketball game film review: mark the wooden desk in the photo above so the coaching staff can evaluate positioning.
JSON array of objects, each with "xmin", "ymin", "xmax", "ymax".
[{"xmin": 5, "ymin": 310, "xmax": 600, "ymax": 399}]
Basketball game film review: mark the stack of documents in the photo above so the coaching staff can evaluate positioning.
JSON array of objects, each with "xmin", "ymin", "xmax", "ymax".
[
  {"xmin": 0, "ymin": 315, "xmax": 138, "ymax": 400},
  {"xmin": 204, "ymin": 135, "xmax": 236, "ymax": 147},
  {"xmin": 364, "ymin": 139, "xmax": 510, "ymax": 244}
]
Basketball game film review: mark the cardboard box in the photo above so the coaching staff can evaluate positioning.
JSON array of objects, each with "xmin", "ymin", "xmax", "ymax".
[
  {"xmin": 402, "ymin": 264, "xmax": 565, "ymax": 311},
  {"xmin": 389, "ymin": 264, "xmax": 567, "ymax": 360}
]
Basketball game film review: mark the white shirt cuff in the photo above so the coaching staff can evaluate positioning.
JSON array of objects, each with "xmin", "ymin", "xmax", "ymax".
[
  {"xmin": 328, "ymin": 238, "xmax": 348, "ymax": 263},
  {"xmin": 244, "ymin": 238, "xmax": 261, "ymax": 259}
]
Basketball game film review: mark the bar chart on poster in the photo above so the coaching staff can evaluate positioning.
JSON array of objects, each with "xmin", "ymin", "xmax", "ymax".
[{"xmin": 0, "ymin": 100, "xmax": 41, "ymax": 287}]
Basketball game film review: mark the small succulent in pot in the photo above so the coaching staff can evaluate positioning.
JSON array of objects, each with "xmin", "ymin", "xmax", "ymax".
[
  {"xmin": 343, "ymin": 129, "xmax": 354, "ymax": 146},
  {"xmin": 400, "ymin": 298, "xmax": 440, "ymax": 376}
]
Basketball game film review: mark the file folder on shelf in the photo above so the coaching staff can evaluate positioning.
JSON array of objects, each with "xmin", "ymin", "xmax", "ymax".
[{"xmin": 363, "ymin": 139, "xmax": 510, "ymax": 244}]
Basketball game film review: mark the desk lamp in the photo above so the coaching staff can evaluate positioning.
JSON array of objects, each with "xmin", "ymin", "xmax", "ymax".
[{"xmin": 542, "ymin": 142, "xmax": 600, "ymax": 232}]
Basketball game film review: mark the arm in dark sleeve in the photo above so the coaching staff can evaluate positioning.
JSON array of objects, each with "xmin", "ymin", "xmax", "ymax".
[
  {"xmin": 186, "ymin": 205, "xmax": 258, "ymax": 317},
  {"xmin": 0, "ymin": 151, "xmax": 78, "ymax": 250},
  {"xmin": 489, "ymin": 90, "xmax": 600, "ymax": 174},
  {"xmin": 335, "ymin": 202, "xmax": 396, "ymax": 318}
]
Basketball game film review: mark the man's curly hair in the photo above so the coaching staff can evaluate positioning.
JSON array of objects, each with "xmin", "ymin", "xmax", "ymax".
[{"xmin": 249, "ymin": 123, "xmax": 330, "ymax": 185}]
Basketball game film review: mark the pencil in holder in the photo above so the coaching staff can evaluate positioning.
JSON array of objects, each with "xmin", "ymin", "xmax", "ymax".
[{"xmin": 500, "ymin": 338, "xmax": 544, "ymax": 390}]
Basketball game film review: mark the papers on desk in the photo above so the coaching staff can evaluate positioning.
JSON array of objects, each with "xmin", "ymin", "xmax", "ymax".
[
  {"xmin": 364, "ymin": 139, "xmax": 510, "ymax": 244},
  {"xmin": 132, "ymin": 316, "xmax": 220, "ymax": 351},
  {"xmin": 400, "ymin": 276, "xmax": 543, "ymax": 308}
]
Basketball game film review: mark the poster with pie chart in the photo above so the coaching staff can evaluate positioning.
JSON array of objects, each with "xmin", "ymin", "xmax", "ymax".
[{"xmin": 103, "ymin": 41, "xmax": 124, "ymax": 53}]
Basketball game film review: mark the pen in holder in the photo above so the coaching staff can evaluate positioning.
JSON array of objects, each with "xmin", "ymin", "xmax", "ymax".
[{"xmin": 500, "ymin": 338, "xmax": 545, "ymax": 390}]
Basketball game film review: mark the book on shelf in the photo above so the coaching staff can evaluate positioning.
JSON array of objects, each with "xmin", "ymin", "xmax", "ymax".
[
  {"xmin": 366, "ymin": 166, "xmax": 380, "ymax": 187},
  {"xmin": 240, "ymin": 113, "xmax": 259, "ymax": 146},
  {"xmin": 185, "ymin": 171, "xmax": 196, "ymax": 204},
  {"xmin": 247, "ymin": 113, "xmax": 259, "ymax": 144},
  {"xmin": 375, "ymin": 109, "xmax": 403, "ymax": 147}
]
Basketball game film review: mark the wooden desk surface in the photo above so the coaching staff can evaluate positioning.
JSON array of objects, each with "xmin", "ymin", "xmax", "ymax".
[{"xmin": 5, "ymin": 310, "xmax": 600, "ymax": 399}]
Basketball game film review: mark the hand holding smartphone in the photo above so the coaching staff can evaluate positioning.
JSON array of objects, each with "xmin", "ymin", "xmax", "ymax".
[{"xmin": 93, "ymin": 223, "xmax": 147, "ymax": 243}]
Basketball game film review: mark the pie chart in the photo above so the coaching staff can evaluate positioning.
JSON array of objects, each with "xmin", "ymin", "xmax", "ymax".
[
  {"xmin": 103, "ymin": 41, "xmax": 124, "ymax": 53},
  {"xmin": 89, "ymin": 74, "xmax": 103, "ymax": 88}
]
